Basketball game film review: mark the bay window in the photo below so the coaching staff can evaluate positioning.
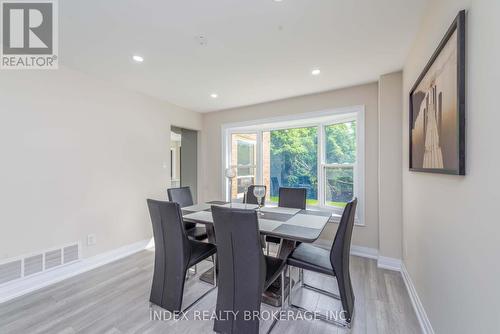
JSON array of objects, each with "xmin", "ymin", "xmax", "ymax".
[{"xmin": 223, "ymin": 107, "xmax": 364, "ymax": 224}]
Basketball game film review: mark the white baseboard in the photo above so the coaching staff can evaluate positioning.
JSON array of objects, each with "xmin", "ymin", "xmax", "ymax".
[
  {"xmin": 313, "ymin": 240, "xmax": 403, "ymax": 273},
  {"xmin": 307, "ymin": 239, "xmax": 432, "ymax": 333},
  {"xmin": 0, "ymin": 238, "xmax": 153, "ymax": 304},
  {"xmin": 377, "ymin": 256, "xmax": 402, "ymax": 271},
  {"xmin": 315, "ymin": 240, "xmax": 379, "ymax": 260},
  {"xmin": 401, "ymin": 262, "xmax": 435, "ymax": 334},
  {"xmin": 350, "ymin": 245, "xmax": 379, "ymax": 260}
]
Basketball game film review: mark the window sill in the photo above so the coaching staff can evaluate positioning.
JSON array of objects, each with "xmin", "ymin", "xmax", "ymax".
[
  {"xmin": 328, "ymin": 218, "xmax": 365, "ymax": 227},
  {"xmin": 305, "ymin": 205, "xmax": 365, "ymax": 226}
]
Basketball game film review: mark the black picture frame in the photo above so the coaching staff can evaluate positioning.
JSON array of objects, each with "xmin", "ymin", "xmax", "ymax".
[{"xmin": 409, "ymin": 10, "xmax": 466, "ymax": 175}]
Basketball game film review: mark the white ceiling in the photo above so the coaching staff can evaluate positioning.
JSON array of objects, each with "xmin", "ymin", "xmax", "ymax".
[{"xmin": 60, "ymin": 0, "xmax": 427, "ymax": 112}]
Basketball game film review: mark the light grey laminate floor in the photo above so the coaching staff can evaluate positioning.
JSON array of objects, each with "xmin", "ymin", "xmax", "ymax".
[{"xmin": 0, "ymin": 247, "xmax": 421, "ymax": 334}]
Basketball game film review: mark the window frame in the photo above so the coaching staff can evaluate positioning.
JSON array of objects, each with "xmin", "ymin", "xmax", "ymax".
[
  {"xmin": 228, "ymin": 132, "xmax": 260, "ymax": 199},
  {"xmin": 221, "ymin": 106, "xmax": 365, "ymax": 225},
  {"xmin": 234, "ymin": 137, "xmax": 257, "ymax": 178},
  {"xmin": 319, "ymin": 119, "xmax": 357, "ymax": 213}
]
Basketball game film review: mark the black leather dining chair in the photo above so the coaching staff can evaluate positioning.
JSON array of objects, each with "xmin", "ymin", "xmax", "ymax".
[
  {"xmin": 278, "ymin": 187, "xmax": 307, "ymax": 209},
  {"xmin": 265, "ymin": 187, "xmax": 307, "ymax": 255},
  {"xmin": 167, "ymin": 186, "xmax": 208, "ymax": 241},
  {"xmin": 243, "ymin": 185, "xmax": 268, "ymax": 251},
  {"xmin": 147, "ymin": 199, "xmax": 217, "ymax": 312},
  {"xmin": 286, "ymin": 198, "xmax": 357, "ymax": 328},
  {"xmin": 211, "ymin": 206, "xmax": 286, "ymax": 334},
  {"xmin": 243, "ymin": 185, "xmax": 266, "ymax": 206}
]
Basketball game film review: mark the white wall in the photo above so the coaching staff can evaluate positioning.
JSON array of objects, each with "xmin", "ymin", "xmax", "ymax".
[
  {"xmin": 0, "ymin": 66, "xmax": 202, "ymax": 260},
  {"xmin": 402, "ymin": 0, "xmax": 500, "ymax": 332},
  {"xmin": 201, "ymin": 83, "xmax": 380, "ymax": 249}
]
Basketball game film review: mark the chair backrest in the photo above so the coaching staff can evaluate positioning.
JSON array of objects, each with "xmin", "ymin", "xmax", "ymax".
[
  {"xmin": 167, "ymin": 186, "xmax": 194, "ymax": 208},
  {"xmin": 146, "ymin": 199, "xmax": 191, "ymax": 310},
  {"xmin": 243, "ymin": 185, "xmax": 266, "ymax": 206},
  {"xmin": 211, "ymin": 206, "xmax": 266, "ymax": 334},
  {"xmin": 278, "ymin": 187, "xmax": 307, "ymax": 209},
  {"xmin": 330, "ymin": 198, "xmax": 357, "ymax": 322}
]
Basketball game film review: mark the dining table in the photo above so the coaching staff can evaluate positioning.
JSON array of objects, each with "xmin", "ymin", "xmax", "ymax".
[{"xmin": 181, "ymin": 200, "xmax": 335, "ymax": 307}]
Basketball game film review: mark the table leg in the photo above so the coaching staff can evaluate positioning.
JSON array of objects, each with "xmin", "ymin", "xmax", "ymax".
[
  {"xmin": 199, "ymin": 224, "xmax": 218, "ymax": 284},
  {"xmin": 262, "ymin": 238, "xmax": 296, "ymax": 307},
  {"xmin": 276, "ymin": 239, "xmax": 296, "ymax": 260}
]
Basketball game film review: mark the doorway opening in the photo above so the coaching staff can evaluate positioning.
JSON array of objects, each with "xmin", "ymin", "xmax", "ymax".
[{"xmin": 170, "ymin": 126, "xmax": 198, "ymax": 202}]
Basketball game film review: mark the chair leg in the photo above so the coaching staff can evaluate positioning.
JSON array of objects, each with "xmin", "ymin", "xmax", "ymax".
[
  {"xmin": 302, "ymin": 282, "xmax": 341, "ymax": 300},
  {"xmin": 212, "ymin": 254, "xmax": 217, "ymax": 287},
  {"xmin": 267, "ymin": 318, "xmax": 279, "ymax": 334},
  {"xmin": 285, "ymin": 265, "xmax": 352, "ymax": 329},
  {"xmin": 288, "ymin": 266, "xmax": 292, "ymax": 307},
  {"xmin": 181, "ymin": 260, "xmax": 217, "ymax": 313},
  {"xmin": 299, "ymin": 268, "xmax": 304, "ymax": 287},
  {"xmin": 299, "ymin": 269, "xmax": 341, "ymax": 300},
  {"xmin": 182, "ymin": 283, "xmax": 217, "ymax": 313},
  {"xmin": 289, "ymin": 303, "xmax": 351, "ymax": 328},
  {"xmin": 281, "ymin": 270, "xmax": 285, "ymax": 310}
]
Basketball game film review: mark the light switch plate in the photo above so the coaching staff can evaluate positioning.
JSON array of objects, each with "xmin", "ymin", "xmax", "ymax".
[{"xmin": 87, "ymin": 234, "xmax": 96, "ymax": 246}]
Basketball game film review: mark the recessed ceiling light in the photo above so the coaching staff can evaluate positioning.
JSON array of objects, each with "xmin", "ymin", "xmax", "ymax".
[
  {"xmin": 132, "ymin": 55, "xmax": 144, "ymax": 63},
  {"xmin": 274, "ymin": 0, "xmax": 284, "ymax": 2},
  {"xmin": 210, "ymin": 93, "xmax": 218, "ymax": 99},
  {"xmin": 311, "ymin": 68, "xmax": 321, "ymax": 76}
]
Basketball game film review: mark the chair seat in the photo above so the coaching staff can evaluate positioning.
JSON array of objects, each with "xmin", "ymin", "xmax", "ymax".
[
  {"xmin": 265, "ymin": 235, "xmax": 281, "ymax": 244},
  {"xmin": 188, "ymin": 240, "xmax": 216, "ymax": 267},
  {"xmin": 186, "ymin": 225, "xmax": 208, "ymax": 241},
  {"xmin": 264, "ymin": 255, "xmax": 286, "ymax": 290},
  {"xmin": 287, "ymin": 243, "xmax": 334, "ymax": 276}
]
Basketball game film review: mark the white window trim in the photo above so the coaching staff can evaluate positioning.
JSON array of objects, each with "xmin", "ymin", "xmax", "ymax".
[
  {"xmin": 221, "ymin": 105, "xmax": 365, "ymax": 226},
  {"xmin": 170, "ymin": 148, "xmax": 176, "ymax": 179}
]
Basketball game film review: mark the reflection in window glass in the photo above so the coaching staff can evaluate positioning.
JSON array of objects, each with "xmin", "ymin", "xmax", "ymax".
[
  {"xmin": 324, "ymin": 121, "xmax": 356, "ymax": 207},
  {"xmin": 231, "ymin": 133, "xmax": 257, "ymax": 199},
  {"xmin": 325, "ymin": 121, "xmax": 356, "ymax": 164},
  {"xmin": 237, "ymin": 140, "xmax": 254, "ymax": 168},
  {"xmin": 325, "ymin": 166, "xmax": 353, "ymax": 207},
  {"xmin": 228, "ymin": 119, "xmax": 358, "ymax": 209},
  {"xmin": 265, "ymin": 127, "xmax": 318, "ymax": 203}
]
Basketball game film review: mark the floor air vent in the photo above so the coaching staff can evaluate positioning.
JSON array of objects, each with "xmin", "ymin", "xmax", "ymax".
[
  {"xmin": 63, "ymin": 244, "xmax": 79, "ymax": 264},
  {"xmin": 24, "ymin": 254, "xmax": 43, "ymax": 276},
  {"xmin": 0, "ymin": 260, "xmax": 22, "ymax": 284},
  {"xmin": 0, "ymin": 243, "xmax": 80, "ymax": 285},
  {"xmin": 45, "ymin": 249, "xmax": 62, "ymax": 270}
]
